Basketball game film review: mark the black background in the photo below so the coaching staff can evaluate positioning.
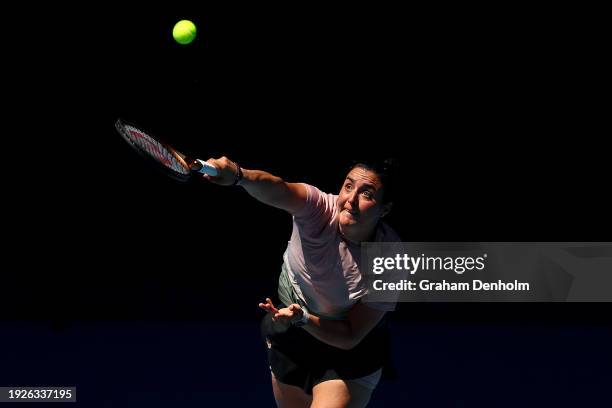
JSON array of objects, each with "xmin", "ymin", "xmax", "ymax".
[
  {"xmin": 4, "ymin": 2, "xmax": 608, "ymax": 321},
  {"xmin": 2, "ymin": 2, "xmax": 610, "ymax": 406}
]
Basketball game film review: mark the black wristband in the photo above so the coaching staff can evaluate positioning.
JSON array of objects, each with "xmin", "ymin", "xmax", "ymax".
[{"xmin": 232, "ymin": 162, "xmax": 243, "ymax": 186}]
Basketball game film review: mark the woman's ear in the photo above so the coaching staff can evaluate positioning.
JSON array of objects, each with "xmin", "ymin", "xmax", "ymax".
[{"xmin": 380, "ymin": 202, "xmax": 393, "ymax": 218}]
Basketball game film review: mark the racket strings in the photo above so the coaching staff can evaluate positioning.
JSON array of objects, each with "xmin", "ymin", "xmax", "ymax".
[{"xmin": 124, "ymin": 126, "xmax": 189, "ymax": 175}]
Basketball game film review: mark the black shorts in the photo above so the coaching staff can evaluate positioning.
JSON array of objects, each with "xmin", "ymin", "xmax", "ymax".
[{"xmin": 260, "ymin": 308, "xmax": 394, "ymax": 395}]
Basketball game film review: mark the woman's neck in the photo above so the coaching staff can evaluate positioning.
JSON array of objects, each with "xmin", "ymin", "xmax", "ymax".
[{"xmin": 338, "ymin": 224, "xmax": 378, "ymax": 245}]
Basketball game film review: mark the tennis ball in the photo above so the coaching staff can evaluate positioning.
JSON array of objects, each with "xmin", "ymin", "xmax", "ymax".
[{"xmin": 173, "ymin": 20, "xmax": 197, "ymax": 45}]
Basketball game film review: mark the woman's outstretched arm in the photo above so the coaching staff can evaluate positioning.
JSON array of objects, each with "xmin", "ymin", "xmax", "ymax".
[{"xmin": 204, "ymin": 156, "xmax": 307, "ymax": 214}]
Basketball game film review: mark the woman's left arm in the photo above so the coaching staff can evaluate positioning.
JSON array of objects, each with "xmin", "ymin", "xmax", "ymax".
[{"xmin": 259, "ymin": 299, "xmax": 385, "ymax": 350}]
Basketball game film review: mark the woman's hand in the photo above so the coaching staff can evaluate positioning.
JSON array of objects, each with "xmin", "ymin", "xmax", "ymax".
[
  {"xmin": 202, "ymin": 156, "xmax": 239, "ymax": 185},
  {"xmin": 258, "ymin": 298, "xmax": 304, "ymax": 327}
]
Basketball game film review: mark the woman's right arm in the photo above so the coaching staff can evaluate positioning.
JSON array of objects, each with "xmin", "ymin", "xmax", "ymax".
[{"xmin": 204, "ymin": 156, "xmax": 308, "ymax": 215}]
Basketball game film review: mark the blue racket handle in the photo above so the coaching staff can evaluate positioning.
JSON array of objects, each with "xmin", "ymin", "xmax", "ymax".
[{"xmin": 195, "ymin": 159, "xmax": 219, "ymax": 176}]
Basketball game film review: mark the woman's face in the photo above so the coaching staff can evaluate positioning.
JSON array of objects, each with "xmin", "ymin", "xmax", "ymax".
[{"xmin": 337, "ymin": 167, "xmax": 390, "ymax": 242}]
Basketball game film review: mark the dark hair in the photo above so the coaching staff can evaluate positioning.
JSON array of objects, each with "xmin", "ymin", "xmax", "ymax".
[{"xmin": 348, "ymin": 158, "xmax": 400, "ymax": 204}]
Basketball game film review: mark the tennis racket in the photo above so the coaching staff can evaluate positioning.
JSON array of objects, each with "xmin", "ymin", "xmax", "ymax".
[{"xmin": 115, "ymin": 119, "xmax": 218, "ymax": 182}]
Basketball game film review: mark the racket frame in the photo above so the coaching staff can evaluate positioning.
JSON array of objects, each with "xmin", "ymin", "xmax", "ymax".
[{"xmin": 116, "ymin": 119, "xmax": 198, "ymax": 182}]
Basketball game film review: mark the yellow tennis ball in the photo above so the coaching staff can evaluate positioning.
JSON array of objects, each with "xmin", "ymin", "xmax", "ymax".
[{"xmin": 173, "ymin": 20, "xmax": 197, "ymax": 45}]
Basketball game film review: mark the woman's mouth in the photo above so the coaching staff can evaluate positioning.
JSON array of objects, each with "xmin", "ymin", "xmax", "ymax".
[{"xmin": 343, "ymin": 208, "xmax": 359, "ymax": 218}]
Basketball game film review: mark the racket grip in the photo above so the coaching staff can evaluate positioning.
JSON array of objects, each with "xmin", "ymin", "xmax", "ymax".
[{"xmin": 194, "ymin": 159, "xmax": 219, "ymax": 176}]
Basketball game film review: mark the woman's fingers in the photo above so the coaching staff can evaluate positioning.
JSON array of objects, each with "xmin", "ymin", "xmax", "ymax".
[
  {"xmin": 258, "ymin": 298, "xmax": 279, "ymax": 314},
  {"xmin": 275, "ymin": 308, "xmax": 295, "ymax": 318},
  {"xmin": 260, "ymin": 305, "xmax": 274, "ymax": 313},
  {"xmin": 265, "ymin": 298, "xmax": 278, "ymax": 313},
  {"xmin": 260, "ymin": 302, "xmax": 301, "ymax": 325}
]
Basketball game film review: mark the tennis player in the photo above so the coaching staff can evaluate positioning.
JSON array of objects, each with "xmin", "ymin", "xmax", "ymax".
[{"xmin": 204, "ymin": 156, "xmax": 400, "ymax": 407}]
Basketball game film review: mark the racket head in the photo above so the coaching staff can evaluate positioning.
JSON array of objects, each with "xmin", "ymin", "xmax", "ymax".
[{"xmin": 116, "ymin": 119, "xmax": 195, "ymax": 182}]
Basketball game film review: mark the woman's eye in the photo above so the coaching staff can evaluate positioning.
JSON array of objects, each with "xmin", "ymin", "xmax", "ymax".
[
  {"xmin": 345, "ymin": 184, "xmax": 353, "ymax": 191},
  {"xmin": 362, "ymin": 191, "xmax": 373, "ymax": 199}
]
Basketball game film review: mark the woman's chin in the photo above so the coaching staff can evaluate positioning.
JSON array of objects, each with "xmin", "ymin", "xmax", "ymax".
[
  {"xmin": 339, "ymin": 212, "xmax": 358, "ymax": 225},
  {"xmin": 339, "ymin": 218, "xmax": 358, "ymax": 236},
  {"xmin": 339, "ymin": 219, "xmax": 356, "ymax": 229}
]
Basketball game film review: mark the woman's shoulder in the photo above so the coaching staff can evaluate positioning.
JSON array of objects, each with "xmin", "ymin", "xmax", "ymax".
[{"xmin": 293, "ymin": 183, "xmax": 338, "ymax": 223}]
